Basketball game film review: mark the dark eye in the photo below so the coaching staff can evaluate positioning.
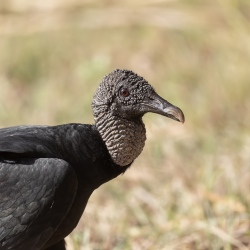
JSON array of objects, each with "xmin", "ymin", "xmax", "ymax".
[{"xmin": 120, "ymin": 88, "xmax": 130, "ymax": 97}]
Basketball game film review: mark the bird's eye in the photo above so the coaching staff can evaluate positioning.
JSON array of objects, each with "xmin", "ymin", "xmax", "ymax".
[{"xmin": 120, "ymin": 88, "xmax": 130, "ymax": 97}]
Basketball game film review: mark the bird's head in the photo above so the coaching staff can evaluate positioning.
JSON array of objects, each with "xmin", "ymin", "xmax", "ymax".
[
  {"xmin": 92, "ymin": 69, "xmax": 184, "ymax": 167},
  {"xmin": 92, "ymin": 69, "xmax": 185, "ymax": 123}
]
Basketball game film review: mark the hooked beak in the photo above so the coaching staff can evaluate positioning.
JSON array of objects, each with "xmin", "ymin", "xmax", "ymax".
[{"xmin": 142, "ymin": 91, "xmax": 185, "ymax": 123}]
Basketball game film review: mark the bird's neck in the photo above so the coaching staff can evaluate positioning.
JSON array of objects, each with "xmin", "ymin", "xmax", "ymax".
[{"xmin": 94, "ymin": 112, "xmax": 146, "ymax": 167}]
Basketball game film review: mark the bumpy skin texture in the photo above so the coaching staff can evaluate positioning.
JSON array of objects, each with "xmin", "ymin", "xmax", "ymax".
[
  {"xmin": 92, "ymin": 70, "xmax": 153, "ymax": 166},
  {"xmin": 0, "ymin": 124, "xmax": 128, "ymax": 250}
]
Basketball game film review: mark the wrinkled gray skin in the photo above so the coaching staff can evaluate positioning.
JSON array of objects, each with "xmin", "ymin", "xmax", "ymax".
[{"xmin": 92, "ymin": 69, "xmax": 185, "ymax": 166}]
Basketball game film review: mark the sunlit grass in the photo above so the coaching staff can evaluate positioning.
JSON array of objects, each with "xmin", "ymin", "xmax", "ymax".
[{"xmin": 0, "ymin": 0, "xmax": 250, "ymax": 249}]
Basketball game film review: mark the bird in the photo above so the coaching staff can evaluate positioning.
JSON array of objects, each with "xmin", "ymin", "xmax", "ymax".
[{"xmin": 0, "ymin": 69, "xmax": 184, "ymax": 250}]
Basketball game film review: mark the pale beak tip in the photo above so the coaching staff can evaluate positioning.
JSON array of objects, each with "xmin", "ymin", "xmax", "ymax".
[
  {"xmin": 171, "ymin": 107, "xmax": 185, "ymax": 124},
  {"xmin": 180, "ymin": 113, "xmax": 185, "ymax": 124}
]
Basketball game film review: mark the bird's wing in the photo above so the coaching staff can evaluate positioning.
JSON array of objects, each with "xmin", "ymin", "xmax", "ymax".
[
  {"xmin": 0, "ymin": 125, "xmax": 57, "ymax": 158},
  {"xmin": 0, "ymin": 157, "xmax": 77, "ymax": 250}
]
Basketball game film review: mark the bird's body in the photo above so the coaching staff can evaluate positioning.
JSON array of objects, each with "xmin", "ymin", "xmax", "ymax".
[
  {"xmin": 0, "ymin": 69, "xmax": 184, "ymax": 249},
  {"xmin": 0, "ymin": 124, "xmax": 127, "ymax": 249}
]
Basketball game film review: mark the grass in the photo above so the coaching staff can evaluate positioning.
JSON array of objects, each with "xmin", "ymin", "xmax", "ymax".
[{"xmin": 1, "ymin": 0, "xmax": 250, "ymax": 249}]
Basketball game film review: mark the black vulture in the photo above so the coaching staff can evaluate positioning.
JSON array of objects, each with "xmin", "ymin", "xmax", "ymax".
[{"xmin": 0, "ymin": 69, "xmax": 185, "ymax": 250}]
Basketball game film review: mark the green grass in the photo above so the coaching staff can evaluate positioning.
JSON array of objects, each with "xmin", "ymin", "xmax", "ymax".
[{"xmin": 1, "ymin": 0, "xmax": 250, "ymax": 249}]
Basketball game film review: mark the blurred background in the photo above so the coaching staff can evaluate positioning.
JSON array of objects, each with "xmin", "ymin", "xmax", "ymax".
[{"xmin": 0, "ymin": 0, "xmax": 250, "ymax": 249}]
